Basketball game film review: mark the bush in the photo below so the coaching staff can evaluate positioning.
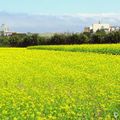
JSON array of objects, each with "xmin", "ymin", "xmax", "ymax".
[{"xmin": 0, "ymin": 31, "xmax": 120, "ymax": 47}]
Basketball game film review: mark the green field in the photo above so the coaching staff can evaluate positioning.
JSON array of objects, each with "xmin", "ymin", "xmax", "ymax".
[
  {"xmin": 0, "ymin": 45, "xmax": 120, "ymax": 119},
  {"xmin": 28, "ymin": 44, "xmax": 120, "ymax": 55}
]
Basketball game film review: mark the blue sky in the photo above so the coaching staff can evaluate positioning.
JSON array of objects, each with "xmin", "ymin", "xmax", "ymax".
[
  {"xmin": 0, "ymin": 0, "xmax": 120, "ymax": 32},
  {"xmin": 0, "ymin": 0, "xmax": 120, "ymax": 14}
]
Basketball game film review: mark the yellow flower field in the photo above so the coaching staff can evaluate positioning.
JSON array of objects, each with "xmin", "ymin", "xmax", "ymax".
[
  {"xmin": 0, "ymin": 46, "xmax": 119, "ymax": 119},
  {"xmin": 28, "ymin": 44, "xmax": 120, "ymax": 55}
]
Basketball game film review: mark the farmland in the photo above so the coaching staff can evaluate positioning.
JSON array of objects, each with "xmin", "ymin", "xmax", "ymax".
[
  {"xmin": 0, "ymin": 44, "xmax": 120, "ymax": 119},
  {"xmin": 28, "ymin": 44, "xmax": 120, "ymax": 55}
]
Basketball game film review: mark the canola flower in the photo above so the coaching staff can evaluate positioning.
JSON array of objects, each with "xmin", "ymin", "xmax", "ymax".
[
  {"xmin": 28, "ymin": 43, "xmax": 120, "ymax": 55},
  {"xmin": 0, "ymin": 45, "xmax": 119, "ymax": 119}
]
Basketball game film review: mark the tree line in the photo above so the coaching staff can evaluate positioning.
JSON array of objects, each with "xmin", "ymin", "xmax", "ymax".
[{"xmin": 0, "ymin": 30, "xmax": 120, "ymax": 47}]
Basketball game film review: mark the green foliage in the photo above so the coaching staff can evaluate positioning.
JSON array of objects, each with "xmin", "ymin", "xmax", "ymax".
[
  {"xmin": 9, "ymin": 35, "xmax": 21, "ymax": 47},
  {"xmin": 50, "ymin": 34, "xmax": 67, "ymax": 45},
  {"xmin": 0, "ymin": 36, "xmax": 9, "ymax": 46},
  {"xmin": 20, "ymin": 34, "xmax": 39, "ymax": 47},
  {"xmin": 0, "ymin": 31, "xmax": 120, "ymax": 47}
]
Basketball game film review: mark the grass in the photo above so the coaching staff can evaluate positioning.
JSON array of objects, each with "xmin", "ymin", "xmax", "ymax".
[
  {"xmin": 0, "ymin": 45, "xmax": 119, "ymax": 119},
  {"xmin": 28, "ymin": 44, "xmax": 120, "ymax": 55}
]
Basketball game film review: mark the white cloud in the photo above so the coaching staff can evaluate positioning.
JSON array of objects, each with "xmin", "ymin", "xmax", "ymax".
[{"xmin": 0, "ymin": 12, "xmax": 120, "ymax": 33}]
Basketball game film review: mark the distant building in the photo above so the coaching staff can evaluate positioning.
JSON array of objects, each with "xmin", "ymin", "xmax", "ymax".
[
  {"xmin": 84, "ymin": 27, "xmax": 91, "ymax": 33},
  {"xmin": 110, "ymin": 26, "xmax": 120, "ymax": 32},
  {"xmin": 84, "ymin": 21, "xmax": 120, "ymax": 33},
  {"xmin": 92, "ymin": 22, "xmax": 110, "ymax": 32},
  {"xmin": 0, "ymin": 24, "xmax": 12, "ymax": 36},
  {"xmin": 0, "ymin": 24, "xmax": 9, "ymax": 35}
]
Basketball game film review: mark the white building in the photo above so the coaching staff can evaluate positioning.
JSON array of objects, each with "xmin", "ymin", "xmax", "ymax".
[
  {"xmin": 0, "ymin": 24, "xmax": 9, "ymax": 32},
  {"xmin": 92, "ymin": 22, "xmax": 110, "ymax": 32},
  {"xmin": 84, "ymin": 22, "xmax": 113, "ymax": 33},
  {"xmin": 110, "ymin": 26, "xmax": 120, "ymax": 32},
  {"xmin": 0, "ymin": 24, "xmax": 12, "ymax": 36}
]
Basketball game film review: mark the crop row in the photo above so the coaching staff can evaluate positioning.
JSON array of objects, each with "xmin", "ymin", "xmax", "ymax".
[{"xmin": 28, "ymin": 44, "xmax": 120, "ymax": 55}]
